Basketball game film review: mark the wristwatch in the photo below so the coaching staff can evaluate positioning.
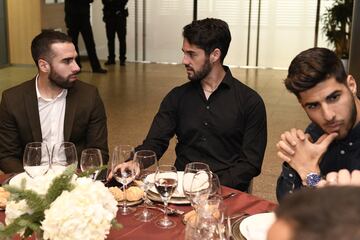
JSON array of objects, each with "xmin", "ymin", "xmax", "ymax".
[{"xmin": 306, "ymin": 172, "xmax": 322, "ymax": 187}]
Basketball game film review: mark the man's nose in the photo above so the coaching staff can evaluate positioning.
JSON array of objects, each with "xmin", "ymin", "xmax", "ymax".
[
  {"xmin": 73, "ymin": 61, "xmax": 81, "ymax": 72},
  {"xmin": 322, "ymin": 105, "xmax": 336, "ymax": 121},
  {"xmin": 182, "ymin": 55, "xmax": 189, "ymax": 65}
]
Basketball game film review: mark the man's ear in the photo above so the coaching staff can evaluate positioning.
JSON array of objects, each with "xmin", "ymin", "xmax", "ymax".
[
  {"xmin": 38, "ymin": 59, "xmax": 50, "ymax": 73},
  {"xmin": 347, "ymin": 75, "xmax": 357, "ymax": 95},
  {"xmin": 210, "ymin": 48, "xmax": 221, "ymax": 63}
]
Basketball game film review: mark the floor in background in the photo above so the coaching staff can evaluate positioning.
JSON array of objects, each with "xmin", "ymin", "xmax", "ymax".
[{"xmin": 0, "ymin": 62, "xmax": 309, "ymax": 203}]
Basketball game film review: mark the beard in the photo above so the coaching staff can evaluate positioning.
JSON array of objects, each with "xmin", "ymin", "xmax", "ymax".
[
  {"xmin": 341, "ymin": 94, "xmax": 357, "ymax": 138},
  {"xmin": 48, "ymin": 66, "xmax": 76, "ymax": 89},
  {"xmin": 186, "ymin": 57, "xmax": 212, "ymax": 82},
  {"xmin": 320, "ymin": 93, "xmax": 357, "ymax": 140}
]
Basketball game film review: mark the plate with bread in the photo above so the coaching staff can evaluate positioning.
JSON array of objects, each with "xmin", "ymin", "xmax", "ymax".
[{"xmin": 109, "ymin": 186, "xmax": 144, "ymax": 206}]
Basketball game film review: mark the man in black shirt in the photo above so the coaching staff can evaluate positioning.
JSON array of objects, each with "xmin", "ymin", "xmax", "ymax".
[
  {"xmin": 136, "ymin": 18, "xmax": 267, "ymax": 192},
  {"xmin": 276, "ymin": 47, "xmax": 360, "ymax": 200}
]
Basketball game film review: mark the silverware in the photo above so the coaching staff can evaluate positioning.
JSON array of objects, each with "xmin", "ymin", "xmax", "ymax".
[
  {"xmin": 223, "ymin": 192, "xmax": 238, "ymax": 200},
  {"xmin": 144, "ymin": 199, "xmax": 184, "ymax": 215},
  {"xmin": 226, "ymin": 212, "xmax": 249, "ymax": 220},
  {"xmin": 139, "ymin": 205, "xmax": 183, "ymax": 216}
]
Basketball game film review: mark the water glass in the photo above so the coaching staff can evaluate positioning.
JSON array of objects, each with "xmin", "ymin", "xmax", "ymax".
[
  {"xmin": 51, "ymin": 142, "xmax": 78, "ymax": 171},
  {"xmin": 183, "ymin": 162, "xmax": 210, "ymax": 204},
  {"xmin": 134, "ymin": 150, "xmax": 158, "ymax": 222},
  {"xmin": 111, "ymin": 144, "xmax": 136, "ymax": 215},
  {"xmin": 154, "ymin": 165, "xmax": 178, "ymax": 229},
  {"xmin": 80, "ymin": 148, "xmax": 103, "ymax": 180},
  {"xmin": 23, "ymin": 142, "xmax": 50, "ymax": 178}
]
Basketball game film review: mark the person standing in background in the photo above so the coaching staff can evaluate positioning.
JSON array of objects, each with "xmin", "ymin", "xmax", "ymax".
[
  {"xmin": 64, "ymin": 0, "xmax": 107, "ymax": 73},
  {"xmin": 102, "ymin": 0, "xmax": 128, "ymax": 66}
]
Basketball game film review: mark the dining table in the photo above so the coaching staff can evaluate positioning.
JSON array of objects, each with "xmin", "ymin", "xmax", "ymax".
[{"xmin": 0, "ymin": 173, "xmax": 277, "ymax": 240}]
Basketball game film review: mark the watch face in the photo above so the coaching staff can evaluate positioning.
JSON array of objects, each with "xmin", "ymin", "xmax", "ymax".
[{"xmin": 306, "ymin": 173, "xmax": 322, "ymax": 187}]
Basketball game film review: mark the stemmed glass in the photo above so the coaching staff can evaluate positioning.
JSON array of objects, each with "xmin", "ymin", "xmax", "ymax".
[
  {"xmin": 133, "ymin": 150, "xmax": 158, "ymax": 222},
  {"xmin": 51, "ymin": 142, "xmax": 78, "ymax": 173},
  {"xmin": 23, "ymin": 142, "xmax": 50, "ymax": 178},
  {"xmin": 80, "ymin": 148, "xmax": 103, "ymax": 181},
  {"xmin": 208, "ymin": 172, "xmax": 222, "ymax": 197},
  {"xmin": 188, "ymin": 170, "xmax": 212, "ymax": 207},
  {"xmin": 154, "ymin": 165, "xmax": 178, "ymax": 229},
  {"xmin": 111, "ymin": 144, "xmax": 136, "ymax": 215},
  {"xmin": 183, "ymin": 162, "xmax": 211, "ymax": 206}
]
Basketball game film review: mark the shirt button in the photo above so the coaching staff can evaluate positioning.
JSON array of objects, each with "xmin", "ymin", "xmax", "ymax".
[
  {"xmin": 340, "ymin": 150, "xmax": 345, "ymax": 155},
  {"xmin": 202, "ymin": 137, "xmax": 207, "ymax": 141},
  {"xmin": 204, "ymin": 122, "xmax": 208, "ymax": 126},
  {"xmin": 289, "ymin": 173, "xmax": 293, "ymax": 178},
  {"xmin": 349, "ymin": 142, "xmax": 353, "ymax": 146},
  {"xmin": 206, "ymin": 105, "xmax": 210, "ymax": 110}
]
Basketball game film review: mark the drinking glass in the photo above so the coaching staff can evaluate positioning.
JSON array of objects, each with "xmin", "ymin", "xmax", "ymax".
[
  {"xmin": 51, "ymin": 142, "xmax": 78, "ymax": 172},
  {"xmin": 111, "ymin": 144, "xmax": 136, "ymax": 215},
  {"xmin": 23, "ymin": 142, "xmax": 50, "ymax": 178},
  {"xmin": 192, "ymin": 195, "xmax": 226, "ymax": 240},
  {"xmin": 80, "ymin": 148, "xmax": 103, "ymax": 180},
  {"xmin": 154, "ymin": 165, "xmax": 178, "ymax": 229},
  {"xmin": 189, "ymin": 170, "xmax": 212, "ymax": 207},
  {"xmin": 209, "ymin": 172, "xmax": 222, "ymax": 198},
  {"xmin": 134, "ymin": 150, "xmax": 158, "ymax": 222},
  {"xmin": 183, "ymin": 162, "xmax": 210, "ymax": 205}
]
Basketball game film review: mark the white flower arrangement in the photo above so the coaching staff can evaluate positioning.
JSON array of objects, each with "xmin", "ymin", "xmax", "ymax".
[
  {"xmin": 42, "ymin": 178, "xmax": 117, "ymax": 240},
  {"xmin": 0, "ymin": 166, "xmax": 119, "ymax": 240}
]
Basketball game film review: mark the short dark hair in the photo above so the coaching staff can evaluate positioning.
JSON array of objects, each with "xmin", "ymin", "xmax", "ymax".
[
  {"xmin": 276, "ymin": 186, "xmax": 360, "ymax": 240},
  {"xmin": 182, "ymin": 18, "xmax": 231, "ymax": 63},
  {"xmin": 31, "ymin": 30, "xmax": 73, "ymax": 66},
  {"xmin": 284, "ymin": 47, "xmax": 347, "ymax": 98}
]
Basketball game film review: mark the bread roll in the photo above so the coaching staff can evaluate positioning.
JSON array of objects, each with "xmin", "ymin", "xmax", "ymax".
[
  {"xmin": 0, "ymin": 187, "xmax": 10, "ymax": 208},
  {"xmin": 109, "ymin": 187, "xmax": 124, "ymax": 201},
  {"xmin": 126, "ymin": 186, "xmax": 144, "ymax": 201}
]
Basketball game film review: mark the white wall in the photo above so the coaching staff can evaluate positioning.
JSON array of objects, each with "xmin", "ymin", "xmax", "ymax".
[{"xmin": 86, "ymin": 0, "xmax": 334, "ymax": 69}]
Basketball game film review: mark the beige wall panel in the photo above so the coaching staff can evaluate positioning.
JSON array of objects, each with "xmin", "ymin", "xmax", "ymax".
[
  {"xmin": 7, "ymin": 0, "xmax": 41, "ymax": 64},
  {"xmin": 41, "ymin": 2, "xmax": 66, "ymax": 32}
]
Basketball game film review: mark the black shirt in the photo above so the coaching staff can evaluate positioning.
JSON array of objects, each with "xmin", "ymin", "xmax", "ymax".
[
  {"xmin": 136, "ymin": 66, "xmax": 267, "ymax": 191},
  {"xmin": 276, "ymin": 122, "xmax": 360, "ymax": 201}
]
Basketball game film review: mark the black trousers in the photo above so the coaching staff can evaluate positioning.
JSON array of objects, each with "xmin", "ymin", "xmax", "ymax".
[
  {"xmin": 104, "ymin": 16, "xmax": 127, "ymax": 62},
  {"xmin": 67, "ymin": 17, "xmax": 102, "ymax": 71}
]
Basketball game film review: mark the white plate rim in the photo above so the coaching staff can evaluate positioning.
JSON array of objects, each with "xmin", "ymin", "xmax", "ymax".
[{"xmin": 239, "ymin": 212, "xmax": 275, "ymax": 240}]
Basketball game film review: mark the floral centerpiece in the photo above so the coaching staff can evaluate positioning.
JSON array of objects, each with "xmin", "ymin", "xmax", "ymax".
[{"xmin": 0, "ymin": 166, "xmax": 120, "ymax": 239}]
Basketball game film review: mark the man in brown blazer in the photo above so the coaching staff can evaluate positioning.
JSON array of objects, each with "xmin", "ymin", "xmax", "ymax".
[{"xmin": 0, "ymin": 30, "xmax": 108, "ymax": 173}]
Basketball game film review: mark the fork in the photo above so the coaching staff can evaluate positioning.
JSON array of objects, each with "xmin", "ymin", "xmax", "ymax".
[{"xmin": 144, "ymin": 199, "xmax": 184, "ymax": 215}]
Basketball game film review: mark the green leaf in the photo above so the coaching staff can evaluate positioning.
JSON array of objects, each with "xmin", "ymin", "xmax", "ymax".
[{"xmin": 77, "ymin": 164, "xmax": 108, "ymax": 178}]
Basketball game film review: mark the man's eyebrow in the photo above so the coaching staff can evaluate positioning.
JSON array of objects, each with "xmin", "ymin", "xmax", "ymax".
[
  {"xmin": 326, "ymin": 90, "xmax": 341, "ymax": 99},
  {"xmin": 303, "ymin": 90, "xmax": 341, "ymax": 107}
]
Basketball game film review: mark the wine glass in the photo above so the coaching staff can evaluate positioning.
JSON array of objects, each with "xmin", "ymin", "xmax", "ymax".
[
  {"xmin": 183, "ymin": 162, "xmax": 210, "ymax": 205},
  {"xmin": 51, "ymin": 142, "xmax": 78, "ymax": 173},
  {"xmin": 23, "ymin": 142, "xmax": 50, "ymax": 178},
  {"xmin": 80, "ymin": 148, "xmax": 103, "ymax": 180},
  {"xmin": 133, "ymin": 150, "xmax": 158, "ymax": 222},
  {"xmin": 209, "ymin": 172, "xmax": 222, "ymax": 197},
  {"xmin": 111, "ymin": 144, "xmax": 136, "ymax": 215},
  {"xmin": 188, "ymin": 170, "xmax": 212, "ymax": 208},
  {"xmin": 154, "ymin": 165, "xmax": 178, "ymax": 229}
]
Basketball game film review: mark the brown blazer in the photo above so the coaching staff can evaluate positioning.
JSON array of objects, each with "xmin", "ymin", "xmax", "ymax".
[{"xmin": 0, "ymin": 78, "xmax": 109, "ymax": 173}]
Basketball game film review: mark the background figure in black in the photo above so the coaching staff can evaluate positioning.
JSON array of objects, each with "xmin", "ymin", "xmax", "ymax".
[
  {"xmin": 65, "ymin": 0, "xmax": 107, "ymax": 73},
  {"xmin": 102, "ymin": 0, "xmax": 128, "ymax": 66}
]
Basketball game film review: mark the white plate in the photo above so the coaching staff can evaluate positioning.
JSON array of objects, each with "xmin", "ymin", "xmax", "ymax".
[
  {"xmin": 147, "ymin": 171, "xmax": 185, "ymax": 198},
  {"xmin": 147, "ymin": 189, "xmax": 190, "ymax": 205},
  {"xmin": 9, "ymin": 166, "xmax": 67, "ymax": 195},
  {"xmin": 239, "ymin": 212, "xmax": 275, "ymax": 240}
]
